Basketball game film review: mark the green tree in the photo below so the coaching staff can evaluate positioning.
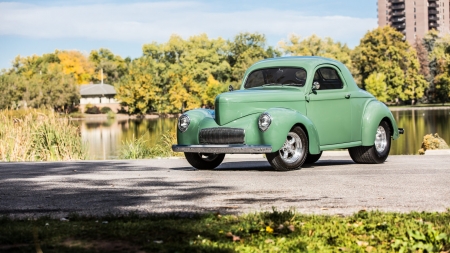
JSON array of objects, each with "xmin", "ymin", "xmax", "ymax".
[
  {"xmin": 89, "ymin": 48, "xmax": 129, "ymax": 85},
  {"xmin": 228, "ymin": 32, "xmax": 281, "ymax": 85},
  {"xmin": 365, "ymin": 72, "xmax": 389, "ymax": 102},
  {"xmin": 352, "ymin": 26, "xmax": 428, "ymax": 103},
  {"xmin": 279, "ymin": 34, "xmax": 354, "ymax": 72}
]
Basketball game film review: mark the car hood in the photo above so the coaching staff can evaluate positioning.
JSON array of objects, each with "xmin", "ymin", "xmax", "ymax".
[{"xmin": 215, "ymin": 87, "xmax": 304, "ymax": 125}]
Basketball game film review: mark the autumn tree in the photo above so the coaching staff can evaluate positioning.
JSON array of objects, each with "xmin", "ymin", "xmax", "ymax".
[
  {"xmin": 352, "ymin": 26, "xmax": 428, "ymax": 103},
  {"xmin": 58, "ymin": 50, "xmax": 95, "ymax": 84},
  {"xmin": 414, "ymin": 36, "xmax": 431, "ymax": 81}
]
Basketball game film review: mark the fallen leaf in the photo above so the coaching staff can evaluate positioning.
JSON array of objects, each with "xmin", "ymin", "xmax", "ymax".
[
  {"xmin": 357, "ymin": 240, "xmax": 369, "ymax": 246},
  {"xmin": 225, "ymin": 232, "xmax": 233, "ymax": 237},
  {"xmin": 265, "ymin": 239, "xmax": 274, "ymax": 244},
  {"xmin": 308, "ymin": 230, "xmax": 314, "ymax": 236},
  {"xmin": 365, "ymin": 246, "xmax": 375, "ymax": 252},
  {"xmin": 232, "ymin": 235, "xmax": 240, "ymax": 242},
  {"xmin": 153, "ymin": 240, "xmax": 163, "ymax": 244},
  {"xmin": 277, "ymin": 224, "xmax": 284, "ymax": 230}
]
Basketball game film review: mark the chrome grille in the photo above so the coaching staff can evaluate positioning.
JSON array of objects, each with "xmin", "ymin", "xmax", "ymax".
[{"xmin": 199, "ymin": 128, "xmax": 245, "ymax": 144}]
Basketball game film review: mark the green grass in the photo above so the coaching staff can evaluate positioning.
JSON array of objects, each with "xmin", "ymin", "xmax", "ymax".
[
  {"xmin": 118, "ymin": 131, "xmax": 183, "ymax": 159},
  {"xmin": 1, "ymin": 209, "xmax": 449, "ymax": 252}
]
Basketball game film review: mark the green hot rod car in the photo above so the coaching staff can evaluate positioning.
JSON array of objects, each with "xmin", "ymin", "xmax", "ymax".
[{"xmin": 172, "ymin": 56, "xmax": 404, "ymax": 171}]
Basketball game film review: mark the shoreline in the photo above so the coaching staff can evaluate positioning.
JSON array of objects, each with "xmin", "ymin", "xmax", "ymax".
[{"xmin": 70, "ymin": 106, "xmax": 450, "ymax": 120}]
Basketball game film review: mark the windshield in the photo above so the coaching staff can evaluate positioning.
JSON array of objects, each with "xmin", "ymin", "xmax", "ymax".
[{"xmin": 244, "ymin": 67, "xmax": 307, "ymax": 89}]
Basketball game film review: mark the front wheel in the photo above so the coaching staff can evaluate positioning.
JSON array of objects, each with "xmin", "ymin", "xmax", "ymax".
[
  {"xmin": 266, "ymin": 126, "xmax": 308, "ymax": 171},
  {"xmin": 348, "ymin": 121, "xmax": 391, "ymax": 164},
  {"xmin": 184, "ymin": 153, "xmax": 225, "ymax": 170}
]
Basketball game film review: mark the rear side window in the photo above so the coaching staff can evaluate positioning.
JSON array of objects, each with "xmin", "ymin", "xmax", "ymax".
[
  {"xmin": 313, "ymin": 67, "xmax": 343, "ymax": 90},
  {"xmin": 244, "ymin": 67, "xmax": 307, "ymax": 89}
]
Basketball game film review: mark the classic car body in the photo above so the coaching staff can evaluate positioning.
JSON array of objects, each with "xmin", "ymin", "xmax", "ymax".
[{"xmin": 172, "ymin": 56, "xmax": 404, "ymax": 171}]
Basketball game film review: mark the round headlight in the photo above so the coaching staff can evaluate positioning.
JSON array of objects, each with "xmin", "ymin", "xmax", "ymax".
[
  {"xmin": 258, "ymin": 112, "xmax": 272, "ymax": 132},
  {"xmin": 178, "ymin": 114, "xmax": 190, "ymax": 132}
]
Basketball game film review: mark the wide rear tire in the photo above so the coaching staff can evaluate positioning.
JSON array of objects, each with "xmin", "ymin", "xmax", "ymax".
[
  {"xmin": 184, "ymin": 153, "xmax": 225, "ymax": 170},
  {"xmin": 266, "ymin": 126, "xmax": 308, "ymax": 171},
  {"xmin": 348, "ymin": 121, "xmax": 391, "ymax": 164}
]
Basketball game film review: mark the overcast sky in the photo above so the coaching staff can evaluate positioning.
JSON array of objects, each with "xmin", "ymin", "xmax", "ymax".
[{"xmin": 0, "ymin": 0, "xmax": 377, "ymax": 70}]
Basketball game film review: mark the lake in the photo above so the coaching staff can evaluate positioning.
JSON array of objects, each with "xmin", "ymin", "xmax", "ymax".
[{"xmin": 76, "ymin": 109, "xmax": 450, "ymax": 159}]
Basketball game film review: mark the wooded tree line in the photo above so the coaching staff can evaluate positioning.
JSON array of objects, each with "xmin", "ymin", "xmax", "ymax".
[{"xmin": 1, "ymin": 27, "xmax": 450, "ymax": 113}]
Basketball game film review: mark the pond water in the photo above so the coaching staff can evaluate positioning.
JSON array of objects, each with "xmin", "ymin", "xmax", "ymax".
[{"xmin": 76, "ymin": 109, "xmax": 450, "ymax": 160}]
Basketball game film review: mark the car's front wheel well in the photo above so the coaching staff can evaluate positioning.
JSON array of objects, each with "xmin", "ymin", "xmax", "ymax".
[
  {"xmin": 382, "ymin": 117, "xmax": 394, "ymax": 137},
  {"xmin": 293, "ymin": 123, "xmax": 309, "ymax": 144}
]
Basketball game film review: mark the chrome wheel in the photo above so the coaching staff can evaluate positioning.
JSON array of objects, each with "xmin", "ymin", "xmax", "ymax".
[
  {"xmin": 375, "ymin": 125, "xmax": 387, "ymax": 153},
  {"xmin": 279, "ymin": 132, "xmax": 304, "ymax": 164}
]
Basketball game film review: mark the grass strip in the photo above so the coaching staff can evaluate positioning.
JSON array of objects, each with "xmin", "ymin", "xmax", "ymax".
[{"xmin": 1, "ymin": 209, "xmax": 449, "ymax": 252}]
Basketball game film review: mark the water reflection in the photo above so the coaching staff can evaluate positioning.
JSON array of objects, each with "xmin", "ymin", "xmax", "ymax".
[
  {"xmin": 75, "ymin": 118, "xmax": 177, "ymax": 160},
  {"xmin": 391, "ymin": 109, "xmax": 450, "ymax": 155},
  {"xmin": 76, "ymin": 109, "xmax": 450, "ymax": 159}
]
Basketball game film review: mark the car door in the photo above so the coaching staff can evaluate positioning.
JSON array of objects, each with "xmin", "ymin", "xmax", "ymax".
[{"xmin": 305, "ymin": 65, "xmax": 352, "ymax": 146}]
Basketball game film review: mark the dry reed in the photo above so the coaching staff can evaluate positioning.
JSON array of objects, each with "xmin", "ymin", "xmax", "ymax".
[{"xmin": 0, "ymin": 109, "xmax": 87, "ymax": 162}]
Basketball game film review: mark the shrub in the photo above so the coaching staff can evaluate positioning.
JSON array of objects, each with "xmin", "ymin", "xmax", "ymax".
[
  {"xmin": 85, "ymin": 105, "xmax": 101, "ymax": 114},
  {"xmin": 418, "ymin": 133, "xmax": 449, "ymax": 155},
  {"xmin": 100, "ymin": 106, "xmax": 112, "ymax": 114}
]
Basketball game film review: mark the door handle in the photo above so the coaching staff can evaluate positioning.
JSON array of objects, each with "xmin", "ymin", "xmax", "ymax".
[{"xmin": 345, "ymin": 94, "xmax": 351, "ymax": 99}]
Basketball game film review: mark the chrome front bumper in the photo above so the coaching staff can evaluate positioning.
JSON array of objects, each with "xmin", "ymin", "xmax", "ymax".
[{"xmin": 172, "ymin": 144, "xmax": 272, "ymax": 154}]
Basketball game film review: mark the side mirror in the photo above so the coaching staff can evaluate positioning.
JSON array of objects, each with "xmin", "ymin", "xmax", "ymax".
[
  {"xmin": 312, "ymin": 81, "xmax": 320, "ymax": 91},
  {"xmin": 228, "ymin": 85, "xmax": 234, "ymax": 92}
]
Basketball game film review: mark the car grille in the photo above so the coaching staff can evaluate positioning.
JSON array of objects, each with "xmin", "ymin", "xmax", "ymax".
[{"xmin": 199, "ymin": 128, "xmax": 245, "ymax": 144}]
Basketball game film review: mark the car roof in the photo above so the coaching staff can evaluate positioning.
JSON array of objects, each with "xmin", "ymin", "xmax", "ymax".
[{"xmin": 247, "ymin": 56, "xmax": 344, "ymax": 72}]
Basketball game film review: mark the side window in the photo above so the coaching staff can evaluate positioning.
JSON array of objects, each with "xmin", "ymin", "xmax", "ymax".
[{"xmin": 313, "ymin": 67, "xmax": 343, "ymax": 90}]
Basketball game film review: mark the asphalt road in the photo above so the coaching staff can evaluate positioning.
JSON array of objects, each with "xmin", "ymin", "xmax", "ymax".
[{"xmin": 0, "ymin": 154, "xmax": 449, "ymax": 218}]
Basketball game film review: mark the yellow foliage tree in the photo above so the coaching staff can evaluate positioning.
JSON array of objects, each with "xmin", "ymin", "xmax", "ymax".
[{"xmin": 58, "ymin": 51, "xmax": 95, "ymax": 84}]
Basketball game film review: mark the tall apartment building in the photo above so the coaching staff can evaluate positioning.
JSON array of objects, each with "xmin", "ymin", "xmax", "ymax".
[{"xmin": 378, "ymin": 0, "xmax": 450, "ymax": 45}]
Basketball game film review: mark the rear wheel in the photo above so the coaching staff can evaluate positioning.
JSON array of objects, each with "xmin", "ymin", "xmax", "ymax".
[
  {"xmin": 184, "ymin": 153, "xmax": 225, "ymax": 170},
  {"xmin": 348, "ymin": 121, "xmax": 391, "ymax": 164},
  {"xmin": 266, "ymin": 126, "xmax": 308, "ymax": 171}
]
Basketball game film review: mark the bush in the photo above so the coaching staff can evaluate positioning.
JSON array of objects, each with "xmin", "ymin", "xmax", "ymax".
[
  {"xmin": 418, "ymin": 133, "xmax": 449, "ymax": 154},
  {"xmin": 85, "ymin": 105, "xmax": 101, "ymax": 114},
  {"xmin": 100, "ymin": 106, "xmax": 112, "ymax": 114}
]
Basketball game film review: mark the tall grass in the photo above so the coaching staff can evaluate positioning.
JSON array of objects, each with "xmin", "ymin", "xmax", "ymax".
[
  {"xmin": 0, "ymin": 109, "xmax": 87, "ymax": 162},
  {"xmin": 119, "ymin": 131, "xmax": 183, "ymax": 159}
]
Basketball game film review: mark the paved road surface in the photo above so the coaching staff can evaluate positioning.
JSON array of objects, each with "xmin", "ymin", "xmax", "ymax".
[{"xmin": 0, "ymin": 154, "xmax": 449, "ymax": 218}]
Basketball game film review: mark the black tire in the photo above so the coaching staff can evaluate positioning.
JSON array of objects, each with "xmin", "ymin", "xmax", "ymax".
[
  {"xmin": 348, "ymin": 121, "xmax": 391, "ymax": 164},
  {"xmin": 304, "ymin": 151, "xmax": 322, "ymax": 164},
  {"xmin": 184, "ymin": 153, "xmax": 225, "ymax": 170},
  {"xmin": 266, "ymin": 126, "xmax": 308, "ymax": 171}
]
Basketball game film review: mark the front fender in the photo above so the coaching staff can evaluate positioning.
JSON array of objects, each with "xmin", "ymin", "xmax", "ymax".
[
  {"xmin": 177, "ymin": 109, "xmax": 214, "ymax": 145},
  {"xmin": 361, "ymin": 101, "xmax": 399, "ymax": 146},
  {"xmin": 262, "ymin": 108, "xmax": 321, "ymax": 154}
]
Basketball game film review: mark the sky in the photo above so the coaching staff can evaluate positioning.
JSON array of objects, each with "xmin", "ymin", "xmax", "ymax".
[{"xmin": 0, "ymin": 0, "xmax": 378, "ymax": 70}]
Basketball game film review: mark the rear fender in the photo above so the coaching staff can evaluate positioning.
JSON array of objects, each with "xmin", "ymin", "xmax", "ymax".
[{"xmin": 361, "ymin": 101, "xmax": 399, "ymax": 146}]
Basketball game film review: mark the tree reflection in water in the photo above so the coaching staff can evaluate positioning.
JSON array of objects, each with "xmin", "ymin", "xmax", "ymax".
[{"xmin": 75, "ymin": 110, "xmax": 450, "ymax": 159}]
